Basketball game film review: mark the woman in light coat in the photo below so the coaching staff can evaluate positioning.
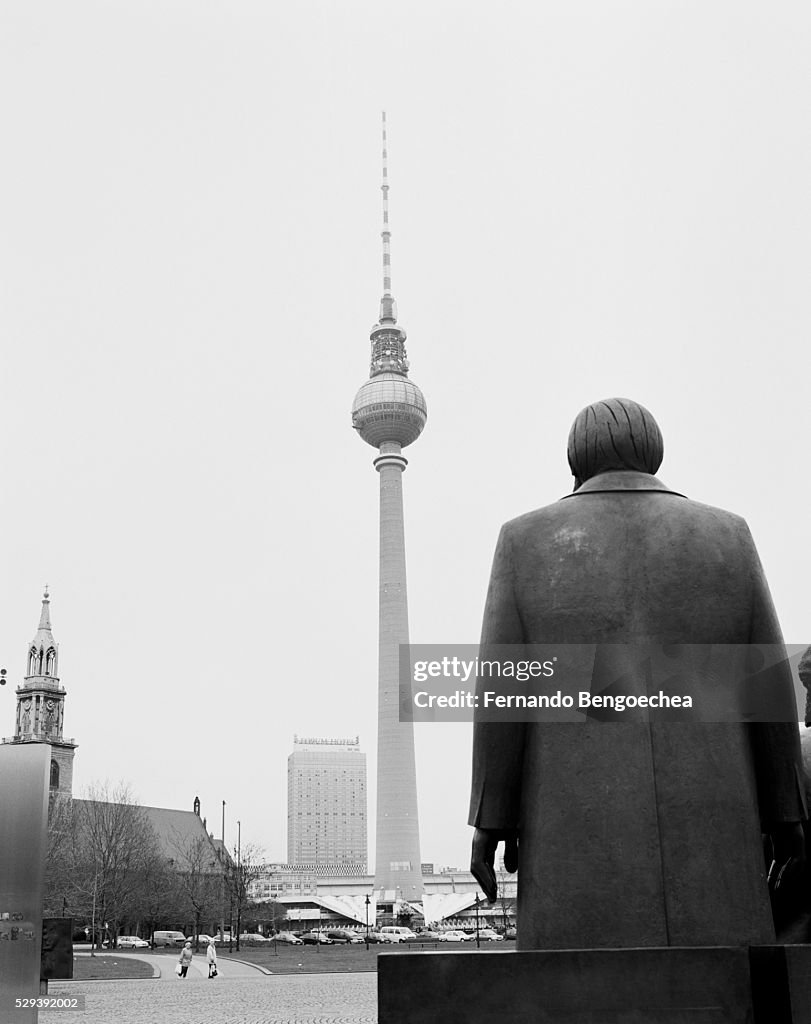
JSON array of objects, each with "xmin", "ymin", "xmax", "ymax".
[
  {"xmin": 177, "ymin": 941, "xmax": 193, "ymax": 978},
  {"xmin": 206, "ymin": 936, "xmax": 218, "ymax": 978}
]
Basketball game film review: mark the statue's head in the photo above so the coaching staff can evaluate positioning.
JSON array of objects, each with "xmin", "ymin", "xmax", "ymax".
[{"xmin": 567, "ymin": 398, "xmax": 663, "ymax": 488}]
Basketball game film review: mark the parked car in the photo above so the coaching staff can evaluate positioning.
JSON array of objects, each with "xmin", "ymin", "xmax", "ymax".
[
  {"xmin": 366, "ymin": 930, "xmax": 386, "ymax": 944},
  {"xmin": 416, "ymin": 929, "xmax": 442, "ymax": 940},
  {"xmin": 476, "ymin": 928, "xmax": 504, "ymax": 942},
  {"xmin": 238, "ymin": 933, "xmax": 271, "ymax": 943},
  {"xmin": 504, "ymin": 926, "xmax": 517, "ymax": 940},
  {"xmin": 378, "ymin": 926, "xmax": 418, "ymax": 943},
  {"xmin": 117, "ymin": 936, "xmax": 150, "ymax": 949},
  {"xmin": 301, "ymin": 930, "xmax": 333, "ymax": 945},
  {"xmin": 436, "ymin": 930, "xmax": 468, "ymax": 942},
  {"xmin": 326, "ymin": 929, "xmax": 356, "ymax": 944},
  {"xmin": 152, "ymin": 931, "xmax": 187, "ymax": 948},
  {"xmin": 273, "ymin": 931, "xmax": 303, "ymax": 945},
  {"xmin": 194, "ymin": 934, "xmax": 215, "ymax": 946}
]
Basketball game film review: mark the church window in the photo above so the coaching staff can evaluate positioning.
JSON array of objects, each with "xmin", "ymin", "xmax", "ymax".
[
  {"xmin": 45, "ymin": 649, "xmax": 56, "ymax": 675},
  {"xmin": 50, "ymin": 760, "xmax": 60, "ymax": 790}
]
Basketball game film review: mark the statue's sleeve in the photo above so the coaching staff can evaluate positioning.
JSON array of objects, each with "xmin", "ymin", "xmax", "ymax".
[
  {"xmin": 468, "ymin": 523, "xmax": 527, "ymax": 830},
  {"xmin": 742, "ymin": 523, "xmax": 808, "ymax": 825}
]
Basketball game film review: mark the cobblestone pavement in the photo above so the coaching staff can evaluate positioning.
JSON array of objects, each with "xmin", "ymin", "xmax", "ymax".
[{"xmin": 43, "ymin": 973, "xmax": 377, "ymax": 1024}]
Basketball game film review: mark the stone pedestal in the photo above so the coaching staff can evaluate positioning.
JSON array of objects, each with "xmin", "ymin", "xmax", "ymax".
[
  {"xmin": 378, "ymin": 947, "xmax": 775, "ymax": 1024},
  {"xmin": 750, "ymin": 945, "xmax": 811, "ymax": 1023}
]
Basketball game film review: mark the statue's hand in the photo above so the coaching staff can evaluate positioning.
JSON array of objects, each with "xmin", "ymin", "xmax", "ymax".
[
  {"xmin": 767, "ymin": 821, "xmax": 805, "ymax": 894},
  {"xmin": 470, "ymin": 827, "xmax": 518, "ymax": 903}
]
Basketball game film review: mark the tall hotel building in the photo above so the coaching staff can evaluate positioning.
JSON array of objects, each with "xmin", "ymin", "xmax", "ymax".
[
  {"xmin": 351, "ymin": 114, "xmax": 426, "ymax": 904},
  {"xmin": 287, "ymin": 736, "xmax": 368, "ymax": 868}
]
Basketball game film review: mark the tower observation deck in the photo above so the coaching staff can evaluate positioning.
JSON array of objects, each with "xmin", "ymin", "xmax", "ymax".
[{"xmin": 351, "ymin": 113, "xmax": 426, "ymax": 906}]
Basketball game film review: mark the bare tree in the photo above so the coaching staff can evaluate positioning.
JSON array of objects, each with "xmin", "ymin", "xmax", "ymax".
[
  {"xmin": 495, "ymin": 862, "xmax": 516, "ymax": 934},
  {"xmin": 262, "ymin": 899, "xmax": 287, "ymax": 936},
  {"xmin": 44, "ymin": 795, "xmax": 77, "ymax": 919},
  {"xmin": 169, "ymin": 828, "xmax": 223, "ymax": 949},
  {"xmin": 65, "ymin": 782, "xmax": 163, "ymax": 949},
  {"xmin": 133, "ymin": 847, "xmax": 184, "ymax": 944},
  {"xmin": 225, "ymin": 841, "xmax": 264, "ymax": 951}
]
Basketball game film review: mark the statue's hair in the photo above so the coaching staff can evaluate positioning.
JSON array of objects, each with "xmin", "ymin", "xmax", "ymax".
[{"xmin": 567, "ymin": 398, "xmax": 663, "ymax": 485}]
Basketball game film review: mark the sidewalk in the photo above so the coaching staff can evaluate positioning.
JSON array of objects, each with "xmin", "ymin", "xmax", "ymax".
[{"xmin": 73, "ymin": 950, "xmax": 270, "ymax": 980}]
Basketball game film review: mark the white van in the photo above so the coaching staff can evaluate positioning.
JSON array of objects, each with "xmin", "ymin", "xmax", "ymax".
[
  {"xmin": 152, "ymin": 930, "xmax": 187, "ymax": 948},
  {"xmin": 379, "ymin": 926, "xmax": 417, "ymax": 943}
]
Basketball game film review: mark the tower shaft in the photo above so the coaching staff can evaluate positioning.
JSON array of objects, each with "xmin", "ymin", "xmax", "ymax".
[{"xmin": 374, "ymin": 443, "xmax": 422, "ymax": 901}]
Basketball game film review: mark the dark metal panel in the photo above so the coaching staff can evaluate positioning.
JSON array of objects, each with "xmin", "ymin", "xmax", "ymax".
[{"xmin": 0, "ymin": 743, "xmax": 51, "ymax": 1023}]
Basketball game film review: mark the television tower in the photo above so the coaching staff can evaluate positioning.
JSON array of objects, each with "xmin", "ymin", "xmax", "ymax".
[{"xmin": 351, "ymin": 113, "xmax": 427, "ymax": 906}]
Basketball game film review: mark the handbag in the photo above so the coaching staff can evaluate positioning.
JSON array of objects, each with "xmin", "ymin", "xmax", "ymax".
[
  {"xmin": 209, "ymin": 965, "xmax": 218, "ymax": 978},
  {"xmin": 175, "ymin": 964, "xmax": 183, "ymax": 976}
]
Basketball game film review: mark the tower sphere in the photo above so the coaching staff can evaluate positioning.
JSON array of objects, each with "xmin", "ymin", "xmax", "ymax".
[{"xmin": 351, "ymin": 372, "xmax": 427, "ymax": 449}]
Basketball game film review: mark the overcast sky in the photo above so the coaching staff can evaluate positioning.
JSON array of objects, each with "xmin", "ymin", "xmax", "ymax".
[{"xmin": 1, "ymin": 1, "xmax": 809, "ymax": 870}]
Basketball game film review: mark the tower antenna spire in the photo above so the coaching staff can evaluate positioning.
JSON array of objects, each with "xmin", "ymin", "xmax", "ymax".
[
  {"xmin": 379, "ymin": 111, "xmax": 397, "ymax": 324},
  {"xmin": 381, "ymin": 111, "xmax": 391, "ymax": 299}
]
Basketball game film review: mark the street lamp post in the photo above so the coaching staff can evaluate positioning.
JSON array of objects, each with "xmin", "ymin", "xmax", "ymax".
[
  {"xmin": 365, "ymin": 894, "xmax": 370, "ymax": 950},
  {"xmin": 500, "ymin": 869, "xmax": 508, "ymax": 935},
  {"xmin": 235, "ymin": 820, "xmax": 241, "ymax": 953},
  {"xmin": 220, "ymin": 800, "xmax": 226, "ymax": 945},
  {"xmin": 90, "ymin": 871, "xmax": 98, "ymax": 958},
  {"xmin": 474, "ymin": 893, "xmax": 481, "ymax": 949}
]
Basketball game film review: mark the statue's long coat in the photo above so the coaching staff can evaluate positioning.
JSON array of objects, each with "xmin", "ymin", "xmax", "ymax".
[{"xmin": 469, "ymin": 471, "xmax": 806, "ymax": 949}]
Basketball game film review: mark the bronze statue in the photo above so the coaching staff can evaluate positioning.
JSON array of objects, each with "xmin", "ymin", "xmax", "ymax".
[{"xmin": 470, "ymin": 398, "xmax": 806, "ymax": 949}]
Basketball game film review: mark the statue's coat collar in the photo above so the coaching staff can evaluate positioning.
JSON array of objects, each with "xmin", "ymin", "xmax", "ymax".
[{"xmin": 562, "ymin": 470, "xmax": 687, "ymax": 499}]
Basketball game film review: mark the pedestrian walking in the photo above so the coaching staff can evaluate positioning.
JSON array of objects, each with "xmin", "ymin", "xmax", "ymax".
[
  {"xmin": 206, "ymin": 936, "xmax": 218, "ymax": 978},
  {"xmin": 177, "ymin": 940, "xmax": 193, "ymax": 978}
]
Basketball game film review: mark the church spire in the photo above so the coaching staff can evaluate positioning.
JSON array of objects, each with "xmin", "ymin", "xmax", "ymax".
[
  {"xmin": 38, "ymin": 586, "xmax": 53, "ymax": 633},
  {"xmin": 3, "ymin": 589, "xmax": 77, "ymax": 798},
  {"xmin": 27, "ymin": 587, "xmax": 58, "ymax": 681}
]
